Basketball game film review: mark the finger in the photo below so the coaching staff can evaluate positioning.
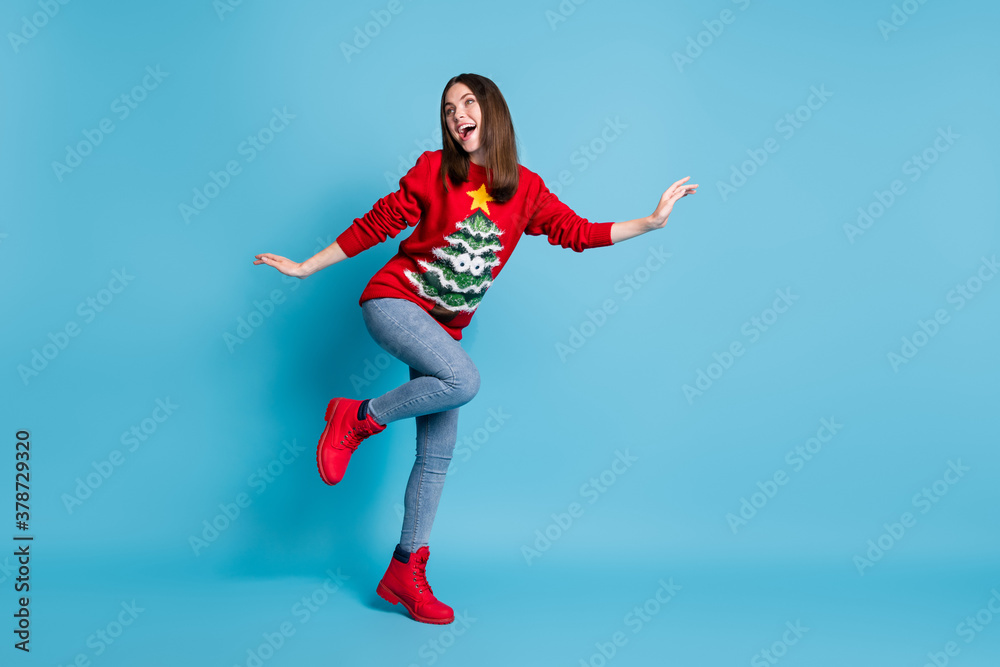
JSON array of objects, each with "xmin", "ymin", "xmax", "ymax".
[{"xmin": 668, "ymin": 181, "xmax": 693, "ymax": 196}]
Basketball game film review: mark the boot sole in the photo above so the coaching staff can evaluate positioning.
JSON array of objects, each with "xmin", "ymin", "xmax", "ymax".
[
  {"xmin": 376, "ymin": 582, "xmax": 454, "ymax": 625},
  {"xmin": 316, "ymin": 398, "xmax": 342, "ymax": 486}
]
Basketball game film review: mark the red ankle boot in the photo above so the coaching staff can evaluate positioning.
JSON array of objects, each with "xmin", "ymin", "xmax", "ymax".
[
  {"xmin": 376, "ymin": 546, "xmax": 454, "ymax": 624},
  {"xmin": 316, "ymin": 397, "xmax": 385, "ymax": 485}
]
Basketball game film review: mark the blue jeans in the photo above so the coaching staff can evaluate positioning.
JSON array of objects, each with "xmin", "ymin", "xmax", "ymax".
[{"xmin": 360, "ymin": 297, "xmax": 480, "ymax": 552}]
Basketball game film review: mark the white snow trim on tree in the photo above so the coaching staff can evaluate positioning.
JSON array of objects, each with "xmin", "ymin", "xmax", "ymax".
[
  {"xmin": 403, "ymin": 268, "xmax": 485, "ymax": 313},
  {"xmin": 456, "ymin": 213, "xmax": 505, "ymax": 239},
  {"xmin": 413, "ymin": 259, "xmax": 493, "ymax": 294}
]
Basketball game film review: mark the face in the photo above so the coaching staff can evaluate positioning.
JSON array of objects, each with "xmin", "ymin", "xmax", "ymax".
[{"xmin": 444, "ymin": 82, "xmax": 484, "ymax": 162}]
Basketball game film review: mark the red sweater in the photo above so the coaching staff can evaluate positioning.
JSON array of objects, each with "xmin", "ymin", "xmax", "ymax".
[{"xmin": 336, "ymin": 150, "xmax": 615, "ymax": 340}]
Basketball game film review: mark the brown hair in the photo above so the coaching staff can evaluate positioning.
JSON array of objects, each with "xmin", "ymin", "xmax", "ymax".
[{"xmin": 439, "ymin": 73, "xmax": 519, "ymax": 203}]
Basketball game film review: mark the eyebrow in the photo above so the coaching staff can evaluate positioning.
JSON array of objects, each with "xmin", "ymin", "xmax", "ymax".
[{"xmin": 444, "ymin": 93, "xmax": 475, "ymax": 109}]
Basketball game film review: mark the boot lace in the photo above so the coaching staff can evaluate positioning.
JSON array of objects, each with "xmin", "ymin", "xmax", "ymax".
[
  {"xmin": 339, "ymin": 418, "xmax": 380, "ymax": 451},
  {"xmin": 412, "ymin": 553, "xmax": 433, "ymax": 596}
]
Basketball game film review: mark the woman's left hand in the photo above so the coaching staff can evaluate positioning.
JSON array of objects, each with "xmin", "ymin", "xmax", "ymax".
[{"xmin": 648, "ymin": 177, "xmax": 698, "ymax": 229}]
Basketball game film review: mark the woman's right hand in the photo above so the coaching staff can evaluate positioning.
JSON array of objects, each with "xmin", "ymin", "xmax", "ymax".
[{"xmin": 254, "ymin": 253, "xmax": 309, "ymax": 278}]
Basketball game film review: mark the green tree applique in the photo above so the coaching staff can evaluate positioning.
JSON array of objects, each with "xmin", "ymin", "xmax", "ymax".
[{"xmin": 405, "ymin": 206, "xmax": 503, "ymax": 313}]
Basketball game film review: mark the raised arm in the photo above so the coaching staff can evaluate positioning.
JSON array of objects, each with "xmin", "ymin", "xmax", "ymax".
[
  {"xmin": 524, "ymin": 180, "xmax": 615, "ymax": 252},
  {"xmin": 610, "ymin": 176, "xmax": 698, "ymax": 243},
  {"xmin": 254, "ymin": 152, "xmax": 431, "ymax": 278},
  {"xmin": 525, "ymin": 175, "xmax": 697, "ymax": 251}
]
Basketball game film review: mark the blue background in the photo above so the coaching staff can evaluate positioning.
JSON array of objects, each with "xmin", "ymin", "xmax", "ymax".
[{"xmin": 2, "ymin": 0, "xmax": 998, "ymax": 665}]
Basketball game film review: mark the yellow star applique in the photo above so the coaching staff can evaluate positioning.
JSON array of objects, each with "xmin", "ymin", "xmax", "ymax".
[{"xmin": 466, "ymin": 183, "xmax": 494, "ymax": 215}]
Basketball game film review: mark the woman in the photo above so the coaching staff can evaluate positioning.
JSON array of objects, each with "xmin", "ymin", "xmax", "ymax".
[{"xmin": 254, "ymin": 72, "xmax": 696, "ymax": 625}]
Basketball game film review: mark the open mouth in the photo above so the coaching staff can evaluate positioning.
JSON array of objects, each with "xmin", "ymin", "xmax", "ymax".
[{"xmin": 459, "ymin": 123, "xmax": 477, "ymax": 141}]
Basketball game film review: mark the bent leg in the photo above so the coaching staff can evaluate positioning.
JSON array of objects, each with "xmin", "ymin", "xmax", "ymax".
[{"xmin": 362, "ymin": 298, "xmax": 480, "ymax": 425}]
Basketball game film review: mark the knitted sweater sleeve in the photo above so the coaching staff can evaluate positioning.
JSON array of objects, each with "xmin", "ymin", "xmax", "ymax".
[
  {"xmin": 524, "ymin": 176, "xmax": 615, "ymax": 252},
  {"xmin": 335, "ymin": 151, "xmax": 431, "ymax": 258}
]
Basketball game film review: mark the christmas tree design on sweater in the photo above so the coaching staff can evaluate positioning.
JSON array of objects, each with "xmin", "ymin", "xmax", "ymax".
[{"xmin": 405, "ymin": 184, "xmax": 502, "ymax": 313}]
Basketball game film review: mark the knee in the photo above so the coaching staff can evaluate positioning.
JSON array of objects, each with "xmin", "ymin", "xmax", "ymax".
[
  {"xmin": 443, "ymin": 357, "xmax": 480, "ymax": 405},
  {"xmin": 464, "ymin": 364, "xmax": 481, "ymax": 402}
]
